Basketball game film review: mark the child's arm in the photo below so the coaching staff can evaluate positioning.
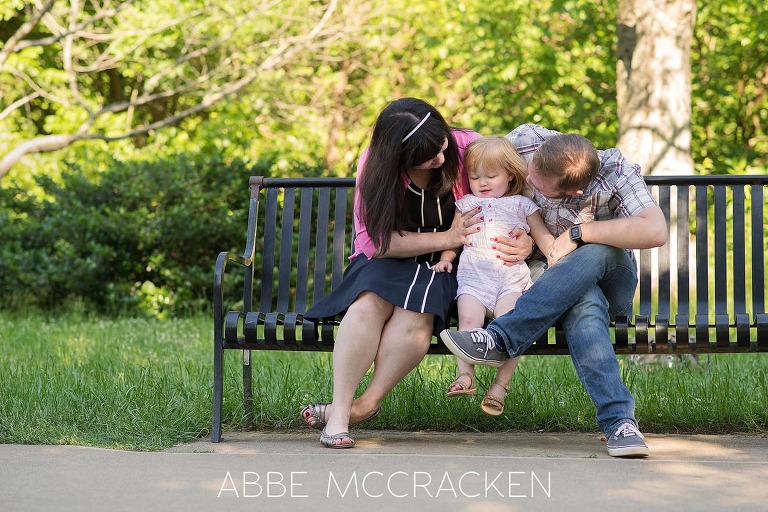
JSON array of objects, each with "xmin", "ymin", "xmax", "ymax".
[
  {"xmin": 432, "ymin": 248, "xmax": 458, "ymax": 273},
  {"xmin": 433, "ymin": 211, "xmax": 464, "ymax": 272},
  {"xmin": 527, "ymin": 211, "xmax": 556, "ymax": 266}
]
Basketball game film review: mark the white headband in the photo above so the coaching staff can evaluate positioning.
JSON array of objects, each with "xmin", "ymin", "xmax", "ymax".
[{"xmin": 401, "ymin": 112, "xmax": 431, "ymax": 143}]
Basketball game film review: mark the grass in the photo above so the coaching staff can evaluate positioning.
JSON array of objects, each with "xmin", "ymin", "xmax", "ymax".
[{"xmin": 1, "ymin": 311, "xmax": 766, "ymax": 451}]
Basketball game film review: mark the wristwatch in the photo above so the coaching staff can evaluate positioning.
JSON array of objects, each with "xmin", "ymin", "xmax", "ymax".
[{"xmin": 569, "ymin": 225, "xmax": 585, "ymax": 247}]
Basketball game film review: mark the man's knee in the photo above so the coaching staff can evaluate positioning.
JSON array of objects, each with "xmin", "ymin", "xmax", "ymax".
[
  {"xmin": 579, "ymin": 243, "xmax": 628, "ymax": 265},
  {"xmin": 569, "ymin": 287, "xmax": 609, "ymax": 316}
]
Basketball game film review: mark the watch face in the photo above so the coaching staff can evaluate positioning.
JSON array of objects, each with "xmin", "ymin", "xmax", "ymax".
[
  {"xmin": 569, "ymin": 225, "xmax": 583, "ymax": 246},
  {"xmin": 570, "ymin": 225, "xmax": 580, "ymax": 239}
]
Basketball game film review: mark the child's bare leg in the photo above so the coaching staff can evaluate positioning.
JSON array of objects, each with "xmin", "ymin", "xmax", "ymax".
[
  {"xmin": 481, "ymin": 293, "xmax": 522, "ymax": 415},
  {"xmin": 446, "ymin": 294, "xmax": 486, "ymax": 396}
]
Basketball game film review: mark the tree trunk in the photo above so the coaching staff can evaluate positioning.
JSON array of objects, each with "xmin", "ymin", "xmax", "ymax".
[{"xmin": 616, "ymin": 0, "xmax": 696, "ymax": 176}]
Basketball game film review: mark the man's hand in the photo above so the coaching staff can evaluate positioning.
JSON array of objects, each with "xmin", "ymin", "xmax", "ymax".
[
  {"xmin": 545, "ymin": 231, "xmax": 578, "ymax": 266},
  {"xmin": 492, "ymin": 227, "xmax": 534, "ymax": 266}
]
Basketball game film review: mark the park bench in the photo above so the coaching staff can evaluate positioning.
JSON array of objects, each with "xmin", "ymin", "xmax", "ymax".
[{"xmin": 211, "ymin": 174, "xmax": 768, "ymax": 442}]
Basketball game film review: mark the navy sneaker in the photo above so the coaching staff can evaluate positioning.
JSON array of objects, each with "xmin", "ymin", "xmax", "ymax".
[
  {"xmin": 606, "ymin": 422, "xmax": 650, "ymax": 458},
  {"xmin": 439, "ymin": 328, "xmax": 508, "ymax": 367}
]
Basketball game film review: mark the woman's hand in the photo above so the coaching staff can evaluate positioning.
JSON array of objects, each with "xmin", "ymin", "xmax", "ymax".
[
  {"xmin": 431, "ymin": 261, "xmax": 453, "ymax": 273},
  {"xmin": 448, "ymin": 208, "xmax": 483, "ymax": 248},
  {"xmin": 492, "ymin": 227, "xmax": 534, "ymax": 266}
]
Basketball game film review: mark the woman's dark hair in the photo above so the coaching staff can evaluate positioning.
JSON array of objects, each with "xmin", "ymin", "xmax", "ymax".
[{"xmin": 358, "ymin": 98, "xmax": 460, "ymax": 254}]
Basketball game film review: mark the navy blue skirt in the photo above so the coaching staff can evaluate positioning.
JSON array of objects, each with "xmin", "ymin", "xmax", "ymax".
[{"xmin": 304, "ymin": 255, "xmax": 458, "ymax": 336}]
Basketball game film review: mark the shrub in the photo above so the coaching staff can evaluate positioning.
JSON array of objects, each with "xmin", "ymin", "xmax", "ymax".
[{"xmin": 0, "ymin": 154, "xmax": 324, "ymax": 316}]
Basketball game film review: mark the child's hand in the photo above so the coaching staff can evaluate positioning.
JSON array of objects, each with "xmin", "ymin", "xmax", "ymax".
[{"xmin": 432, "ymin": 261, "xmax": 453, "ymax": 273}]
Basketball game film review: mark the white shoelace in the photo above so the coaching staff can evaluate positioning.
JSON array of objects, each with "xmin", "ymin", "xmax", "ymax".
[
  {"xmin": 613, "ymin": 422, "xmax": 645, "ymax": 440},
  {"xmin": 469, "ymin": 328, "xmax": 496, "ymax": 356}
]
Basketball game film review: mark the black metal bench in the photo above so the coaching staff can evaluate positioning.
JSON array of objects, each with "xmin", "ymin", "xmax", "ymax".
[{"xmin": 211, "ymin": 175, "xmax": 768, "ymax": 442}]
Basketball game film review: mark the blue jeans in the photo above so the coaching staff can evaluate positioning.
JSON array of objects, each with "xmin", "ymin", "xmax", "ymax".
[{"xmin": 487, "ymin": 244, "xmax": 638, "ymax": 437}]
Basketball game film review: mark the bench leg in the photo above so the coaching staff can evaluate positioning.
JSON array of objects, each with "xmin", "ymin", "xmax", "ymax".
[
  {"xmin": 243, "ymin": 350, "xmax": 253, "ymax": 428},
  {"xmin": 211, "ymin": 341, "xmax": 224, "ymax": 443}
]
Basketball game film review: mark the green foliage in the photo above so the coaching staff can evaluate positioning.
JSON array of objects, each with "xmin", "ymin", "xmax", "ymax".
[
  {"xmin": 692, "ymin": 0, "xmax": 768, "ymax": 174},
  {"xmin": 474, "ymin": 1, "xmax": 617, "ymax": 145},
  {"xmin": 0, "ymin": 154, "xmax": 330, "ymax": 316}
]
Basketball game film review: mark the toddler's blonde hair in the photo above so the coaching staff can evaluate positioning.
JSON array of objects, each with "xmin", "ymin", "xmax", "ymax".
[{"xmin": 465, "ymin": 136, "xmax": 529, "ymax": 196}]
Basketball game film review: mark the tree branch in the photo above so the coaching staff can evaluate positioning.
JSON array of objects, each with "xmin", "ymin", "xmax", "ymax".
[
  {"xmin": 0, "ymin": 69, "xmax": 258, "ymax": 178},
  {"xmin": 0, "ymin": 0, "xmax": 56, "ymax": 71},
  {"xmin": 16, "ymin": 0, "xmax": 137, "ymax": 52},
  {"xmin": 0, "ymin": 92, "xmax": 41, "ymax": 123},
  {"xmin": 0, "ymin": 0, "xmax": 375, "ymax": 180}
]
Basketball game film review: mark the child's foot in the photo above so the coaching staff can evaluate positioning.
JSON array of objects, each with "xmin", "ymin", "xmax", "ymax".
[
  {"xmin": 446, "ymin": 372, "xmax": 476, "ymax": 397},
  {"xmin": 480, "ymin": 380, "xmax": 510, "ymax": 416}
]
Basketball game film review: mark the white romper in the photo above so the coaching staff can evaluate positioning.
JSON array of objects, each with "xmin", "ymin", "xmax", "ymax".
[{"xmin": 455, "ymin": 194, "xmax": 540, "ymax": 312}]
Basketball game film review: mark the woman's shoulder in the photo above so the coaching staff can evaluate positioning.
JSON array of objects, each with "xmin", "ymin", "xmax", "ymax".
[{"xmin": 451, "ymin": 128, "xmax": 481, "ymax": 149}]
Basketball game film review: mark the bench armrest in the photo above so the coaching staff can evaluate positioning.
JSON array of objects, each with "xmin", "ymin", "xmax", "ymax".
[{"xmin": 213, "ymin": 250, "xmax": 251, "ymax": 328}]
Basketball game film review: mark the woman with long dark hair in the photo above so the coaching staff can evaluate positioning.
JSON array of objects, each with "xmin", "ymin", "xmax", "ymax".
[{"xmin": 301, "ymin": 98, "xmax": 532, "ymax": 448}]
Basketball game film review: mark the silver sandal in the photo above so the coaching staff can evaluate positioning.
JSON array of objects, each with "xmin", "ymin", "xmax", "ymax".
[
  {"xmin": 300, "ymin": 402, "xmax": 328, "ymax": 430},
  {"xmin": 320, "ymin": 428, "xmax": 355, "ymax": 449},
  {"xmin": 300, "ymin": 403, "xmax": 381, "ymax": 430}
]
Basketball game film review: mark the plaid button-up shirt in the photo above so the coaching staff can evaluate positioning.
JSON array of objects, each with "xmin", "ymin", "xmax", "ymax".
[{"xmin": 507, "ymin": 124, "xmax": 658, "ymax": 238}]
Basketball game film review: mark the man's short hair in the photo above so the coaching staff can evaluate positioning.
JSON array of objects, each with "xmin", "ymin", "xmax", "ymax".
[{"xmin": 531, "ymin": 134, "xmax": 600, "ymax": 191}]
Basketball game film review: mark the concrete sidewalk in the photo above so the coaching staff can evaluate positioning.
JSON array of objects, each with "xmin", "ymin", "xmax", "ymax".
[{"xmin": 3, "ymin": 430, "xmax": 768, "ymax": 512}]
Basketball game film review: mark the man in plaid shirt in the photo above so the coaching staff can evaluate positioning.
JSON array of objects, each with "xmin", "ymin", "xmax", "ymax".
[{"xmin": 441, "ymin": 124, "xmax": 668, "ymax": 458}]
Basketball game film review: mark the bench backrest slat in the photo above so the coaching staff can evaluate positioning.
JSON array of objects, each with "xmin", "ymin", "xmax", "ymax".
[
  {"xmin": 656, "ymin": 186, "xmax": 671, "ymax": 315},
  {"xmin": 752, "ymin": 185, "xmax": 765, "ymax": 313},
  {"xmin": 638, "ymin": 234, "xmax": 653, "ymax": 317},
  {"xmin": 294, "ymin": 188, "xmax": 315, "ymax": 312},
  {"xmin": 675, "ymin": 186, "xmax": 691, "ymax": 317},
  {"xmin": 332, "ymin": 187, "xmax": 349, "ymax": 289},
  {"xmin": 313, "ymin": 187, "xmax": 332, "ymax": 305},
  {"xmin": 694, "ymin": 185, "xmax": 709, "ymax": 319},
  {"xmin": 276, "ymin": 188, "xmax": 297, "ymax": 312},
  {"xmin": 258, "ymin": 187, "xmax": 279, "ymax": 312},
  {"xmin": 713, "ymin": 185, "xmax": 728, "ymax": 315},
  {"xmin": 732, "ymin": 185, "xmax": 746, "ymax": 314}
]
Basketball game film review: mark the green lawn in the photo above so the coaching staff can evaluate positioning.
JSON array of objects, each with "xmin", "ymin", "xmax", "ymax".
[{"xmin": 1, "ymin": 312, "xmax": 766, "ymax": 451}]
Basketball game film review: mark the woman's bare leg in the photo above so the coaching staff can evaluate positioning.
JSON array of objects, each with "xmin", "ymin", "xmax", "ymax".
[
  {"xmin": 355, "ymin": 306, "xmax": 434, "ymax": 412},
  {"xmin": 322, "ymin": 292, "xmax": 393, "ymax": 437}
]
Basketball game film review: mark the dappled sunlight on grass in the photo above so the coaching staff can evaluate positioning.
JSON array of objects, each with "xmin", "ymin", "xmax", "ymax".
[{"xmin": 0, "ymin": 313, "xmax": 214, "ymax": 449}]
